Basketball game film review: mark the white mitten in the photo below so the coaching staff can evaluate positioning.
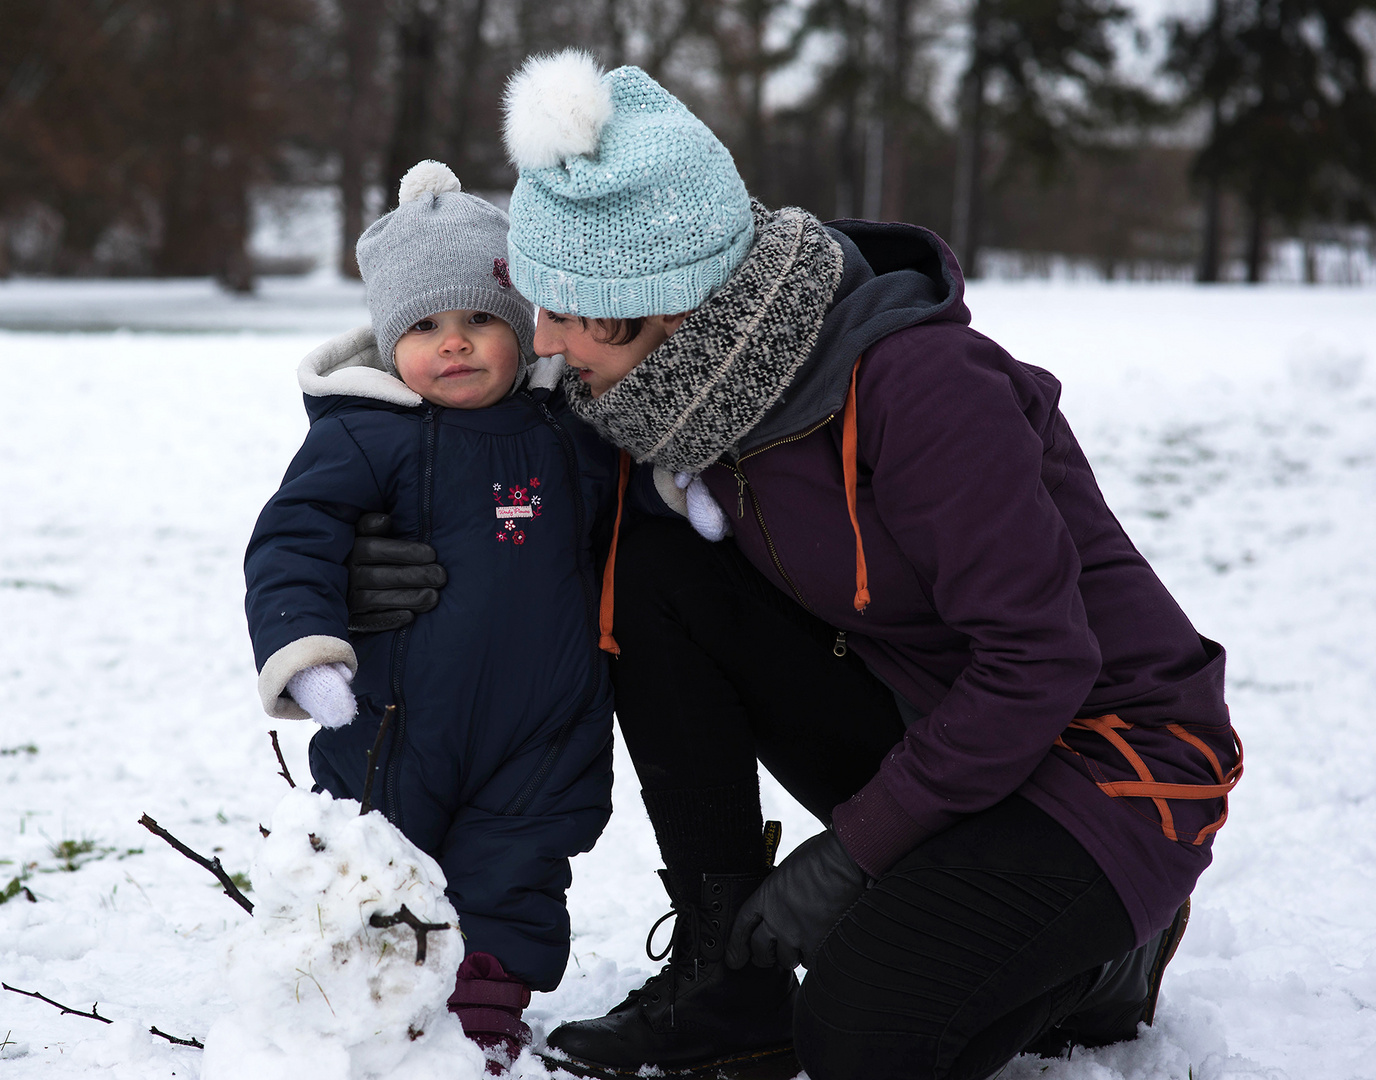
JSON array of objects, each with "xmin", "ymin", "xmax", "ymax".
[
  {"xmin": 675, "ymin": 471, "xmax": 731, "ymax": 542},
  {"xmin": 286, "ymin": 662, "xmax": 357, "ymax": 729}
]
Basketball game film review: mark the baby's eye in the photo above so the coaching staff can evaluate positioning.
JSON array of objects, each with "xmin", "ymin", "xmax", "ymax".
[
  {"xmin": 470, "ymin": 312, "xmax": 492, "ymax": 325},
  {"xmin": 409, "ymin": 318, "xmax": 437, "ymax": 333}
]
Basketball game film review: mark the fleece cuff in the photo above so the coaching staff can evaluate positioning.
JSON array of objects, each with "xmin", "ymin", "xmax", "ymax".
[
  {"xmin": 258, "ymin": 635, "xmax": 358, "ymax": 719},
  {"xmin": 652, "ymin": 465, "xmax": 689, "ymax": 517},
  {"xmin": 831, "ymin": 775, "xmax": 936, "ymax": 878}
]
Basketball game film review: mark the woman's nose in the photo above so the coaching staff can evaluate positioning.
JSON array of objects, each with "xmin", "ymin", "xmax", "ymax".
[{"xmin": 533, "ymin": 311, "xmax": 559, "ymax": 355}]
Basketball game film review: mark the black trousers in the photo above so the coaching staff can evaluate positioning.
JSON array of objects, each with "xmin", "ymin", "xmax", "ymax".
[{"xmin": 611, "ymin": 518, "xmax": 1135, "ymax": 1080}]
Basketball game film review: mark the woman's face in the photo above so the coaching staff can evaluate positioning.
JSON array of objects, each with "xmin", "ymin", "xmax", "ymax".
[{"xmin": 534, "ymin": 309, "xmax": 689, "ymax": 398}]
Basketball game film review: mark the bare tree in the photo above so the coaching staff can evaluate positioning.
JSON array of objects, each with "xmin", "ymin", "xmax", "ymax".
[
  {"xmin": 335, "ymin": 0, "xmax": 389, "ymax": 277},
  {"xmin": 948, "ymin": 0, "xmax": 1157, "ymax": 276}
]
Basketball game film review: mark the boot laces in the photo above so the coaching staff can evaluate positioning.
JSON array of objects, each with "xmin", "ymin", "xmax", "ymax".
[{"xmin": 628, "ymin": 897, "xmax": 709, "ymax": 1025}]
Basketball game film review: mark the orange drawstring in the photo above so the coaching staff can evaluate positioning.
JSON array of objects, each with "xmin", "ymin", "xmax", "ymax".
[
  {"xmin": 842, "ymin": 357, "xmax": 870, "ymax": 613},
  {"xmin": 599, "ymin": 450, "xmax": 632, "ymax": 655},
  {"xmin": 1055, "ymin": 713, "xmax": 1244, "ymax": 845}
]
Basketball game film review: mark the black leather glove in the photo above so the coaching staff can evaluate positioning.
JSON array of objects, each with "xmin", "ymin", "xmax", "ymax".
[
  {"xmin": 346, "ymin": 513, "xmax": 447, "ymax": 633},
  {"xmin": 725, "ymin": 828, "xmax": 871, "ymax": 971}
]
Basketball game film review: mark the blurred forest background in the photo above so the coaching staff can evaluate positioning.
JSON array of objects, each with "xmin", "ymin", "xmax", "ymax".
[{"xmin": 1, "ymin": 0, "xmax": 1374, "ymax": 290}]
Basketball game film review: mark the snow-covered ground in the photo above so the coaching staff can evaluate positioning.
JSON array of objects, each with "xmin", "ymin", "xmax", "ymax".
[{"xmin": 1, "ymin": 278, "xmax": 1373, "ymax": 1079}]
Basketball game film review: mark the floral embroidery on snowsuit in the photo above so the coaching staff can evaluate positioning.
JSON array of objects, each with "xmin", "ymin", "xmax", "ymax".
[{"xmin": 494, "ymin": 476, "xmax": 542, "ymax": 543}]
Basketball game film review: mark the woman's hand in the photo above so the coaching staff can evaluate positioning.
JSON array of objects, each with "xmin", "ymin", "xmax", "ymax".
[
  {"xmin": 347, "ymin": 513, "xmax": 448, "ymax": 632},
  {"xmin": 725, "ymin": 828, "xmax": 870, "ymax": 971}
]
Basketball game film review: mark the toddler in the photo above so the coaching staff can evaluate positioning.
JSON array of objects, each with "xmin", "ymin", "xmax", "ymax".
[{"xmin": 244, "ymin": 160, "xmax": 619, "ymax": 1065}]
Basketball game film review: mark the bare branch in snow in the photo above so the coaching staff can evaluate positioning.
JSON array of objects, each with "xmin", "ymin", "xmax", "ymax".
[
  {"xmin": 149, "ymin": 1025, "xmax": 205, "ymax": 1048},
  {"xmin": 368, "ymin": 904, "xmax": 452, "ymax": 964},
  {"xmin": 4, "ymin": 982, "xmax": 204, "ymax": 1048},
  {"xmin": 137, "ymin": 814, "xmax": 254, "ymax": 915},
  {"xmin": 359, "ymin": 705, "xmax": 395, "ymax": 817},
  {"xmin": 269, "ymin": 729, "xmax": 296, "ymax": 789},
  {"xmin": 2, "ymin": 982, "xmax": 111, "ymax": 1023}
]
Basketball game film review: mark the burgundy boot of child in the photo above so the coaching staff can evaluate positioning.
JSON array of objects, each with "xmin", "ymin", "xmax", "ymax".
[{"xmin": 449, "ymin": 952, "xmax": 533, "ymax": 1075}]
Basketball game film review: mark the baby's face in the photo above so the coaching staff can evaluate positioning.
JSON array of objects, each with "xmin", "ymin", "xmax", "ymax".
[{"xmin": 394, "ymin": 310, "xmax": 520, "ymax": 409}]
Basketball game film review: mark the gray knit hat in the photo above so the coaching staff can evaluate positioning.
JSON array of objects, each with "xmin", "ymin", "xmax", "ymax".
[{"xmin": 356, "ymin": 160, "xmax": 535, "ymax": 371}]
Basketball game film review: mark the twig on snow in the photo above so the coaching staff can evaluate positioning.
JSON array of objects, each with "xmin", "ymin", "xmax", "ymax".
[
  {"xmin": 368, "ymin": 904, "xmax": 452, "ymax": 964},
  {"xmin": 3, "ymin": 982, "xmax": 204, "ymax": 1049},
  {"xmin": 137, "ymin": 814, "xmax": 254, "ymax": 915},
  {"xmin": 2, "ymin": 982, "xmax": 110, "ymax": 1023},
  {"xmin": 358, "ymin": 705, "xmax": 396, "ymax": 817},
  {"xmin": 150, "ymin": 1025, "xmax": 204, "ymax": 1048},
  {"xmin": 268, "ymin": 729, "xmax": 296, "ymax": 789}
]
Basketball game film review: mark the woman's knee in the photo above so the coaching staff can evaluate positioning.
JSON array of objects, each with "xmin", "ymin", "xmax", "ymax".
[{"xmin": 794, "ymin": 973, "xmax": 936, "ymax": 1080}]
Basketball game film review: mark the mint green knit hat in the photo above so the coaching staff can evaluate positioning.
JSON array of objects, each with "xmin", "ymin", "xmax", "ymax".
[{"xmin": 502, "ymin": 50, "xmax": 754, "ymax": 318}]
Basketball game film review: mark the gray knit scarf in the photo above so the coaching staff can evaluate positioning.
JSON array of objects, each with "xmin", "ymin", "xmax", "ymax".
[{"xmin": 563, "ymin": 203, "xmax": 845, "ymax": 472}]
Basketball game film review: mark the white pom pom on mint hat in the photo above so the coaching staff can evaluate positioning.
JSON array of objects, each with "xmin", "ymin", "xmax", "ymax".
[
  {"xmin": 502, "ymin": 49, "xmax": 613, "ymax": 170},
  {"xmin": 397, "ymin": 159, "xmax": 463, "ymax": 205}
]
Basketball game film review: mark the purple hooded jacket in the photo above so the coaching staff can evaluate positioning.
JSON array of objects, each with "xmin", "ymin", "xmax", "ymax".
[{"xmin": 698, "ymin": 220, "xmax": 1239, "ymax": 947}]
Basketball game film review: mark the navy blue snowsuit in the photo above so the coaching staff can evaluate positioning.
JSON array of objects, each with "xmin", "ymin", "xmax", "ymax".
[{"xmin": 245, "ymin": 360, "xmax": 618, "ymax": 992}]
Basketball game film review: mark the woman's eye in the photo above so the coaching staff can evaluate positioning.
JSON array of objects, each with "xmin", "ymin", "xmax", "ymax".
[{"xmin": 411, "ymin": 319, "xmax": 437, "ymax": 332}]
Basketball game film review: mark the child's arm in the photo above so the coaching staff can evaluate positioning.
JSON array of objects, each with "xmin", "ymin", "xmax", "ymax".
[{"xmin": 245, "ymin": 416, "xmax": 388, "ymax": 722}]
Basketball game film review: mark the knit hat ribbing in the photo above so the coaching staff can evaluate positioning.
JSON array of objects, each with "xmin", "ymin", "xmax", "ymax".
[
  {"xmin": 356, "ymin": 160, "xmax": 535, "ymax": 371},
  {"xmin": 503, "ymin": 52, "xmax": 754, "ymax": 318}
]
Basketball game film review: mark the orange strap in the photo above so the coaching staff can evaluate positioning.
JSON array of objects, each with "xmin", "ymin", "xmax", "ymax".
[
  {"xmin": 841, "ymin": 357, "xmax": 870, "ymax": 613},
  {"xmin": 598, "ymin": 450, "xmax": 632, "ymax": 655},
  {"xmin": 1055, "ymin": 713, "xmax": 1244, "ymax": 845}
]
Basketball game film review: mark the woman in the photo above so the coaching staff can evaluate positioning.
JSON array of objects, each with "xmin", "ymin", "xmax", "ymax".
[{"xmin": 360, "ymin": 49, "xmax": 1241, "ymax": 1080}]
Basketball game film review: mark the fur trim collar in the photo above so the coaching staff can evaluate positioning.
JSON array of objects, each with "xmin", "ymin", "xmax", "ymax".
[
  {"xmin": 298, "ymin": 326, "xmax": 425, "ymax": 406},
  {"xmin": 563, "ymin": 204, "xmax": 844, "ymax": 472},
  {"xmin": 298, "ymin": 325, "xmax": 536, "ymax": 406}
]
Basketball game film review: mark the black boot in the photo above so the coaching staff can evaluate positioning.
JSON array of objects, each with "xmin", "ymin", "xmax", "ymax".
[
  {"xmin": 543, "ymin": 870, "xmax": 799, "ymax": 1077},
  {"xmin": 1029, "ymin": 898, "xmax": 1191, "ymax": 1057}
]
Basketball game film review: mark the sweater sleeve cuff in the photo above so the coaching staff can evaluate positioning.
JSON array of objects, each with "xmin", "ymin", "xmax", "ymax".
[
  {"xmin": 652, "ymin": 465, "xmax": 689, "ymax": 518},
  {"xmin": 258, "ymin": 635, "xmax": 357, "ymax": 719},
  {"xmin": 831, "ymin": 775, "xmax": 934, "ymax": 878}
]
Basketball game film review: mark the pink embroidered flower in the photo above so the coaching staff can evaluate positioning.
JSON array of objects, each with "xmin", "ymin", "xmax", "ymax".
[
  {"xmin": 509, "ymin": 486, "xmax": 528, "ymax": 504},
  {"xmin": 529, "ymin": 477, "xmax": 541, "ymax": 488},
  {"xmin": 496, "ymin": 531, "xmax": 507, "ymax": 542},
  {"xmin": 513, "ymin": 531, "xmax": 526, "ymax": 545},
  {"xmin": 492, "ymin": 258, "xmax": 512, "ymax": 289}
]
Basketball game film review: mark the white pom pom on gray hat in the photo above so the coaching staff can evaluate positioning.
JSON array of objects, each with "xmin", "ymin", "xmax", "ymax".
[
  {"xmin": 502, "ymin": 49, "xmax": 613, "ymax": 170},
  {"xmin": 397, "ymin": 159, "xmax": 462, "ymax": 204}
]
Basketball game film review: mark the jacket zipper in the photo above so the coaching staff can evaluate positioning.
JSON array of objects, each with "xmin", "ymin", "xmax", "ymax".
[
  {"xmin": 384, "ymin": 405, "xmax": 439, "ymax": 823},
  {"xmin": 500, "ymin": 396, "xmax": 601, "ymax": 817},
  {"xmin": 721, "ymin": 415, "xmax": 836, "ymax": 614}
]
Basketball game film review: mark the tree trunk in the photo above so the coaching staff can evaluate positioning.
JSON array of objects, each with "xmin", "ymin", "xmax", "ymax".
[
  {"xmin": 338, "ymin": 0, "xmax": 385, "ymax": 278},
  {"xmin": 1244, "ymin": 191, "xmax": 1267, "ymax": 284},
  {"xmin": 1198, "ymin": 169, "xmax": 1222, "ymax": 282},
  {"xmin": 862, "ymin": 115, "xmax": 884, "ymax": 220},
  {"xmin": 879, "ymin": 0, "xmax": 911, "ymax": 223},
  {"xmin": 951, "ymin": 0, "xmax": 987, "ymax": 275},
  {"xmin": 741, "ymin": 0, "xmax": 767, "ymax": 194},
  {"xmin": 950, "ymin": 62, "xmax": 986, "ymax": 275},
  {"xmin": 384, "ymin": 2, "xmax": 439, "ymax": 208},
  {"xmin": 448, "ymin": 0, "xmax": 490, "ymax": 180},
  {"xmin": 835, "ymin": 92, "xmax": 858, "ymax": 219},
  {"xmin": 1196, "ymin": 0, "xmax": 1224, "ymax": 283}
]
